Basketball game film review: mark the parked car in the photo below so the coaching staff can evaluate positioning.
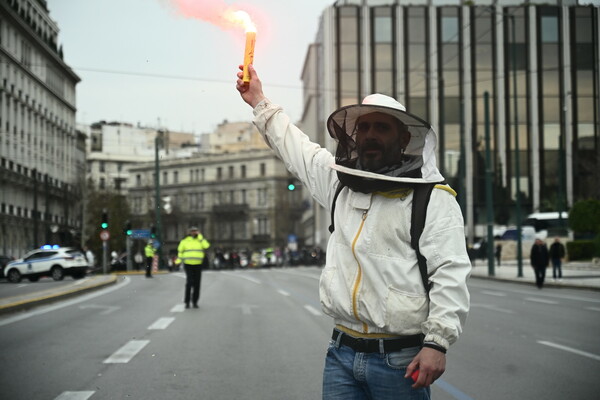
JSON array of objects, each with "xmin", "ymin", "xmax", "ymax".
[
  {"xmin": 0, "ymin": 255, "xmax": 14, "ymax": 279},
  {"xmin": 3, "ymin": 246, "xmax": 88, "ymax": 283}
]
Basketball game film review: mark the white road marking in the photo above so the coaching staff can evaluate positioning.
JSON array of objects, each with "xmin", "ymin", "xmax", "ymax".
[
  {"xmin": 481, "ymin": 290, "xmax": 507, "ymax": 297},
  {"xmin": 538, "ymin": 341, "xmax": 600, "ymax": 361},
  {"xmin": 276, "ymin": 269, "xmax": 320, "ymax": 280},
  {"xmin": 148, "ymin": 317, "xmax": 175, "ymax": 330},
  {"xmin": 0, "ymin": 277, "xmax": 131, "ymax": 327},
  {"xmin": 221, "ymin": 271, "xmax": 261, "ymax": 284},
  {"xmin": 278, "ymin": 289, "xmax": 290, "ymax": 296},
  {"xmin": 304, "ymin": 304, "xmax": 322, "ymax": 316},
  {"xmin": 103, "ymin": 340, "xmax": 149, "ymax": 364},
  {"xmin": 54, "ymin": 391, "xmax": 95, "ymax": 400},
  {"xmin": 171, "ymin": 304, "xmax": 186, "ymax": 312},
  {"xmin": 585, "ymin": 307, "xmax": 600, "ymax": 312},
  {"xmin": 233, "ymin": 304, "xmax": 259, "ymax": 315},
  {"xmin": 79, "ymin": 304, "xmax": 120, "ymax": 315},
  {"xmin": 470, "ymin": 303, "xmax": 514, "ymax": 314},
  {"xmin": 525, "ymin": 297, "xmax": 558, "ymax": 305}
]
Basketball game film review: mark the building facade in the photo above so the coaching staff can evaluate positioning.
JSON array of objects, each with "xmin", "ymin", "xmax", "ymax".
[
  {"xmin": 0, "ymin": 0, "xmax": 83, "ymax": 257},
  {"xmin": 301, "ymin": 0, "xmax": 599, "ymax": 247},
  {"xmin": 126, "ymin": 122, "xmax": 306, "ymax": 258}
]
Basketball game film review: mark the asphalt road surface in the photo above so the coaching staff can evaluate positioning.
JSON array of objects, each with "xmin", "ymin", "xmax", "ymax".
[{"xmin": 0, "ymin": 267, "xmax": 599, "ymax": 399}]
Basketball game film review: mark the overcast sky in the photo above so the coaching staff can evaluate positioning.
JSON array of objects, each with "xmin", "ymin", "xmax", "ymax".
[{"xmin": 47, "ymin": 0, "xmax": 333, "ymax": 134}]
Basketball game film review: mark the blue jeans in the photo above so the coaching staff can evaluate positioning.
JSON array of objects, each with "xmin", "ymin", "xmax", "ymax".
[{"xmin": 323, "ymin": 338, "xmax": 431, "ymax": 400}]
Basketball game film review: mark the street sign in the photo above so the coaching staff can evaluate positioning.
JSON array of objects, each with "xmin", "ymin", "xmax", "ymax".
[
  {"xmin": 100, "ymin": 230, "xmax": 110, "ymax": 241},
  {"xmin": 130, "ymin": 229, "xmax": 151, "ymax": 239}
]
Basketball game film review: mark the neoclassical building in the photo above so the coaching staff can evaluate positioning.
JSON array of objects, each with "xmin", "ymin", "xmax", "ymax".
[{"xmin": 0, "ymin": 0, "xmax": 83, "ymax": 257}]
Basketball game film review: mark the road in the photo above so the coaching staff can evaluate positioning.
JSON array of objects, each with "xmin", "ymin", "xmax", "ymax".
[{"xmin": 0, "ymin": 267, "xmax": 599, "ymax": 399}]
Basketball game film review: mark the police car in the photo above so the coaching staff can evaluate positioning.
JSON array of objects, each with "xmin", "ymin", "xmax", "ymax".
[{"xmin": 3, "ymin": 246, "xmax": 88, "ymax": 283}]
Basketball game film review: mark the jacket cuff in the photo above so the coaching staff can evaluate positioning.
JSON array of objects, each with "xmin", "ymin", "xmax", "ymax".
[{"xmin": 423, "ymin": 333, "xmax": 449, "ymax": 351}]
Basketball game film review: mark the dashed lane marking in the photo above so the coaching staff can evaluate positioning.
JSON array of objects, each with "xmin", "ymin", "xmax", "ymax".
[
  {"xmin": 278, "ymin": 289, "xmax": 290, "ymax": 296},
  {"xmin": 171, "ymin": 304, "xmax": 186, "ymax": 312},
  {"xmin": 148, "ymin": 317, "xmax": 175, "ymax": 330},
  {"xmin": 54, "ymin": 391, "xmax": 95, "ymax": 400},
  {"xmin": 538, "ymin": 341, "xmax": 600, "ymax": 361},
  {"xmin": 304, "ymin": 304, "xmax": 322, "ymax": 316},
  {"xmin": 525, "ymin": 297, "xmax": 558, "ymax": 305},
  {"xmin": 103, "ymin": 340, "xmax": 149, "ymax": 364}
]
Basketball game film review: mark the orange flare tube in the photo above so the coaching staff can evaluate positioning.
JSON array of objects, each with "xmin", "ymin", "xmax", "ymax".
[{"xmin": 242, "ymin": 31, "xmax": 256, "ymax": 82}]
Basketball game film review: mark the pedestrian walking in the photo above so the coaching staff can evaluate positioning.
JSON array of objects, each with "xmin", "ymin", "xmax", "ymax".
[
  {"xmin": 530, "ymin": 238, "xmax": 550, "ymax": 288},
  {"xmin": 236, "ymin": 65, "xmax": 471, "ymax": 398},
  {"xmin": 495, "ymin": 244, "xmax": 502, "ymax": 266},
  {"xmin": 144, "ymin": 241, "xmax": 155, "ymax": 278},
  {"xmin": 549, "ymin": 237, "xmax": 566, "ymax": 280},
  {"xmin": 176, "ymin": 226, "xmax": 210, "ymax": 308}
]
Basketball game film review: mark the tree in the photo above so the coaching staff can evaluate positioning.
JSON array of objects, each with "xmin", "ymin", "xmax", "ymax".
[
  {"xmin": 83, "ymin": 180, "xmax": 132, "ymax": 263},
  {"xmin": 568, "ymin": 199, "xmax": 600, "ymax": 239}
]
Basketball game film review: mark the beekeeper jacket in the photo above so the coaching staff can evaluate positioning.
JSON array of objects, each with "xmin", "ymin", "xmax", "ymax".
[
  {"xmin": 176, "ymin": 235, "xmax": 210, "ymax": 266},
  {"xmin": 252, "ymin": 99, "xmax": 471, "ymax": 350}
]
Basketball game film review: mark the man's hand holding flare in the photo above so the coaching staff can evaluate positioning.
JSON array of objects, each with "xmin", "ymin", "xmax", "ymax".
[{"xmin": 236, "ymin": 64, "xmax": 266, "ymax": 108}]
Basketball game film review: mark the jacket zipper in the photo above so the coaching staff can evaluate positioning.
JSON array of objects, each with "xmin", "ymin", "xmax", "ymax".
[{"xmin": 351, "ymin": 210, "xmax": 368, "ymax": 333}]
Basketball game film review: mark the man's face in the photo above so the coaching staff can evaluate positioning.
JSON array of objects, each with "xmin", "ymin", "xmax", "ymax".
[
  {"xmin": 190, "ymin": 230, "xmax": 198, "ymax": 238},
  {"xmin": 355, "ymin": 112, "xmax": 410, "ymax": 172}
]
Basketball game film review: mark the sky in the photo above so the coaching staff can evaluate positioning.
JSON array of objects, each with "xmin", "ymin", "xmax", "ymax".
[{"xmin": 47, "ymin": 0, "xmax": 334, "ymax": 135}]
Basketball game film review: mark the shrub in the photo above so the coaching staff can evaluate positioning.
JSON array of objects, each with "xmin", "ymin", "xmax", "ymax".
[{"xmin": 567, "ymin": 240, "xmax": 596, "ymax": 260}]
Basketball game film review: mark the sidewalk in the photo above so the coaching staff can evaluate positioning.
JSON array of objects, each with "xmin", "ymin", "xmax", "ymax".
[
  {"xmin": 0, "ymin": 274, "xmax": 119, "ymax": 315},
  {"xmin": 469, "ymin": 258, "xmax": 600, "ymax": 291}
]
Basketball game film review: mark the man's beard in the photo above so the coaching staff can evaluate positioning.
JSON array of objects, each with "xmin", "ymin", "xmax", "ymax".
[{"xmin": 358, "ymin": 141, "xmax": 401, "ymax": 172}]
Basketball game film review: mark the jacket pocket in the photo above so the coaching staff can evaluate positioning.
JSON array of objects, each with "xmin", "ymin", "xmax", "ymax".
[{"xmin": 385, "ymin": 287, "xmax": 429, "ymax": 333}]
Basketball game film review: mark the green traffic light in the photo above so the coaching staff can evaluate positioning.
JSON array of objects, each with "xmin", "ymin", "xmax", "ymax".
[
  {"xmin": 288, "ymin": 183, "xmax": 296, "ymax": 191},
  {"xmin": 101, "ymin": 222, "xmax": 108, "ymax": 229},
  {"xmin": 126, "ymin": 229, "xmax": 132, "ymax": 235}
]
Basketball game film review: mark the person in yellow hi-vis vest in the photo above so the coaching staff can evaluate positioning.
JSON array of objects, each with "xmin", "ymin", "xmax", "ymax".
[
  {"xmin": 144, "ymin": 240, "xmax": 155, "ymax": 278},
  {"xmin": 176, "ymin": 226, "xmax": 210, "ymax": 308}
]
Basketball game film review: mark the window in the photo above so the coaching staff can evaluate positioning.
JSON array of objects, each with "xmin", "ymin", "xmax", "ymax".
[
  {"xmin": 241, "ymin": 165, "xmax": 246, "ymax": 178},
  {"xmin": 136, "ymin": 174, "xmax": 141, "ymax": 187},
  {"xmin": 228, "ymin": 166, "xmax": 234, "ymax": 179},
  {"xmin": 174, "ymin": 171, "xmax": 178, "ymax": 184},
  {"xmin": 260, "ymin": 163, "xmax": 266, "ymax": 176},
  {"xmin": 217, "ymin": 167, "xmax": 222, "ymax": 180}
]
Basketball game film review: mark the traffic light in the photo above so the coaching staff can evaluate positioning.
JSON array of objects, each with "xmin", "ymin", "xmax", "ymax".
[
  {"xmin": 150, "ymin": 224, "xmax": 156, "ymax": 238},
  {"xmin": 101, "ymin": 209, "xmax": 108, "ymax": 229},
  {"xmin": 287, "ymin": 178, "xmax": 296, "ymax": 191},
  {"xmin": 124, "ymin": 220, "xmax": 132, "ymax": 236}
]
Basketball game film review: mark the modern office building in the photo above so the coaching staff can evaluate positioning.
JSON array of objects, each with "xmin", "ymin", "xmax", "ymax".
[
  {"xmin": 0, "ymin": 0, "xmax": 83, "ymax": 256},
  {"xmin": 301, "ymin": 0, "xmax": 599, "ymax": 247}
]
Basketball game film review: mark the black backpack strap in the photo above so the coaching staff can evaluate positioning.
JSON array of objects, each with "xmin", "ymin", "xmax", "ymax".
[
  {"xmin": 410, "ymin": 183, "xmax": 439, "ymax": 293},
  {"xmin": 328, "ymin": 182, "xmax": 346, "ymax": 233}
]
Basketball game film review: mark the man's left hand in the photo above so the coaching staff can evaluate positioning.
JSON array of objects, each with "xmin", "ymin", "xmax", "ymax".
[{"xmin": 404, "ymin": 347, "xmax": 446, "ymax": 388}]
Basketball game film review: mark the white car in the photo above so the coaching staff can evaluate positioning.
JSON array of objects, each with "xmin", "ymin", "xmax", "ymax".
[{"xmin": 4, "ymin": 246, "xmax": 88, "ymax": 283}]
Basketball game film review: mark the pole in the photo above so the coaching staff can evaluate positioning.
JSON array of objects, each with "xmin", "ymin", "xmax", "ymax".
[
  {"xmin": 439, "ymin": 77, "xmax": 445, "ymax": 177},
  {"xmin": 484, "ymin": 92, "xmax": 495, "ymax": 276},
  {"xmin": 154, "ymin": 134, "xmax": 163, "ymax": 270},
  {"xmin": 510, "ymin": 15, "xmax": 523, "ymax": 278},
  {"xmin": 126, "ymin": 235, "xmax": 132, "ymax": 272},
  {"xmin": 102, "ymin": 240, "xmax": 108, "ymax": 275}
]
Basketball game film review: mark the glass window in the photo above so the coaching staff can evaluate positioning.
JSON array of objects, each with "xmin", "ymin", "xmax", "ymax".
[
  {"xmin": 575, "ymin": 44, "xmax": 594, "ymax": 70},
  {"xmin": 474, "ymin": 45, "xmax": 493, "ymax": 69},
  {"xmin": 441, "ymin": 44, "xmax": 460, "ymax": 69},
  {"xmin": 373, "ymin": 8, "xmax": 392, "ymax": 43},
  {"xmin": 443, "ymin": 97, "xmax": 461, "ymax": 124},
  {"xmin": 541, "ymin": 70, "xmax": 560, "ymax": 96},
  {"xmin": 576, "ymin": 98, "xmax": 594, "ymax": 122},
  {"xmin": 374, "ymin": 44, "xmax": 393, "ymax": 69},
  {"xmin": 542, "ymin": 97, "xmax": 561, "ymax": 123},
  {"xmin": 408, "ymin": 45, "xmax": 426, "ymax": 71},
  {"xmin": 541, "ymin": 44, "xmax": 560, "ymax": 69},
  {"xmin": 574, "ymin": 11, "xmax": 592, "ymax": 43},
  {"xmin": 441, "ymin": 17, "xmax": 459, "ymax": 43},
  {"xmin": 340, "ymin": 44, "xmax": 359, "ymax": 69},
  {"xmin": 407, "ymin": 8, "xmax": 426, "ymax": 42},
  {"xmin": 475, "ymin": 70, "xmax": 494, "ymax": 95},
  {"xmin": 540, "ymin": 16, "xmax": 558, "ymax": 43},
  {"xmin": 374, "ymin": 71, "xmax": 393, "ymax": 96},
  {"xmin": 542, "ymin": 124, "xmax": 560, "ymax": 149},
  {"xmin": 407, "ymin": 97, "xmax": 428, "ymax": 120}
]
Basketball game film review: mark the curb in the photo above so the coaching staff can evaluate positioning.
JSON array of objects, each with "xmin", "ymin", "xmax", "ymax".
[
  {"xmin": 470, "ymin": 273, "xmax": 600, "ymax": 291},
  {"xmin": 0, "ymin": 275, "xmax": 119, "ymax": 315}
]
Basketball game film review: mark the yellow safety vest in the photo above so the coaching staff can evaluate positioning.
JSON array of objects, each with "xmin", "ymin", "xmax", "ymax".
[{"xmin": 176, "ymin": 234, "xmax": 210, "ymax": 266}]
